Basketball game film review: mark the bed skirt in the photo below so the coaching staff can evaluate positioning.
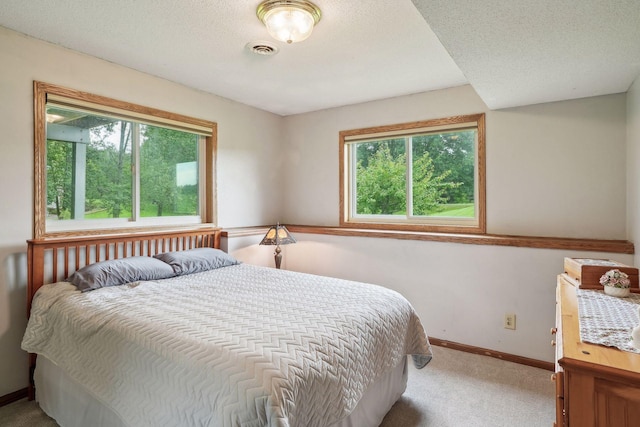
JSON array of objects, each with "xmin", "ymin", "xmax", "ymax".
[{"xmin": 35, "ymin": 355, "xmax": 408, "ymax": 427}]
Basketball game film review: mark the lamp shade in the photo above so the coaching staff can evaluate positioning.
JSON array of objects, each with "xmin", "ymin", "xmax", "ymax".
[
  {"xmin": 257, "ymin": 0, "xmax": 322, "ymax": 44},
  {"xmin": 260, "ymin": 223, "xmax": 296, "ymax": 246}
]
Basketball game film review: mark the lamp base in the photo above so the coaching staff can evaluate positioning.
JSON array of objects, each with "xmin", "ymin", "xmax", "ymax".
[{"xmin": 274, "ymin": 245, "xmax": 282, "ymax": 269}]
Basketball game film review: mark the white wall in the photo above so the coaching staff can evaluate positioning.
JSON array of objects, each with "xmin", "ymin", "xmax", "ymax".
[
  {"xmin": 286, "ymin": 234, "xmax": 632, "ymax": 362},
  {"xmin": 279, "ymin": 86, "xmax": 630, "ymax": 363},
  {"xmin": 0, "ymin": 27, "xmax": 283, "ymax": 396},
  {"xmin": 283, "ymin": 86, "xmax": 627, "ymax": 239},
  {"xmin": 628, "ymin": 76, "xmax": 640, "ymax": 266}
]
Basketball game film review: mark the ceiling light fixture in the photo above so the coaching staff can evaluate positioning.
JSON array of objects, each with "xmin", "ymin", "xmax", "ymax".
[{"xmin": 256, "ymin": 0, "xmax": 322, "ymax": 44}]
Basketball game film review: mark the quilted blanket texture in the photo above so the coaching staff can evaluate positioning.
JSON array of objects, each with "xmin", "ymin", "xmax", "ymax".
[{"xmin": 22, "ymin": 264, "xmax": 432, "ymax": 427}]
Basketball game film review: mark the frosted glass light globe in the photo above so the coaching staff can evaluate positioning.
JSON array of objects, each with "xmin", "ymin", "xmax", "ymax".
[
  {"xmin": 264, "ymin": 7, "xmax": 314, "ymax": 44},
  {"xmin": 257, "ymin": 0, "xmax": 322, "ymax": 44}
]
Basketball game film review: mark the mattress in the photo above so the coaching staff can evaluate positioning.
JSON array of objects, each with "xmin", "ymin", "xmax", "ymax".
[{"xmin": 23, "ymin": 263, "xmax": 432, "ymax": 426}]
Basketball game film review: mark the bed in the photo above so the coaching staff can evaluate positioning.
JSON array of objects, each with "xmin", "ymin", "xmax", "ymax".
[{"xmin": 22, "ymin": 228, "xmax": 432, "ymax": 427}]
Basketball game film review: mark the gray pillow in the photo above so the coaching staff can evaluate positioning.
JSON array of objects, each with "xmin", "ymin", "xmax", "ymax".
[
  {"xmin": 68, "ymin": 256, "xmax": 176, "ymax": 292},
  {"xmin": 154, "ymin": 248, "xmax": 239, "ymax": 276}
]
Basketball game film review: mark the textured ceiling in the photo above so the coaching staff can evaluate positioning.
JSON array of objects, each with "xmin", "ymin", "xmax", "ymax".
[
  {"xmin": 412, "ymin": 0, "xmax": 640, "ymax": 109},
  {"xmin": 0, "ymin": 0, "xmax": 466, "ymax": 116},
  {"xmin": 0, "ymin": 1, "xmax": 638, "ymax": 115}
]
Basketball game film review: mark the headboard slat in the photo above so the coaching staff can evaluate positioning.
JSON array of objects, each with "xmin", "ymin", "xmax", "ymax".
[
  {"xmin": 63, "ymin": 246, "xmax": 69, "ymax": 279},
  {"xmin": 27, "ymin": 228, "xmax": 222, "ymax": 316},
  {"xmin": 52, "ymin": 247, "xmax": 58, "ymax": 284}
]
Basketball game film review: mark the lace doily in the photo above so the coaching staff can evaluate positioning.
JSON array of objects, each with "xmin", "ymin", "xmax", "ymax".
[{"xmin": 576, "ymin": 289, "xmax": 640, "ymax": 354}]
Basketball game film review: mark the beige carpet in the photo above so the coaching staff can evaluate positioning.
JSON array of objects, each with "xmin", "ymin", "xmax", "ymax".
[
  {"xmin": 380, "ymin": 346, "xmax": 554, "ymax": 426},
  {"xmin": 0, "ymin": 346, "xmax": 554, "ymax": 427}
]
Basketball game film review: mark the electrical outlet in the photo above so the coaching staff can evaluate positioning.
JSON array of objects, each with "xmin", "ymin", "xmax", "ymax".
[{"xmin": 504, "ymin": 313, "xmax": 516, "ymax": 330}]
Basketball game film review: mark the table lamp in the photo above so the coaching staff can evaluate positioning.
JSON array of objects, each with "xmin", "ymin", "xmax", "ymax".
[{"xmin": 259, "ymin": 223, "xmax": 296, "ymax": 269}]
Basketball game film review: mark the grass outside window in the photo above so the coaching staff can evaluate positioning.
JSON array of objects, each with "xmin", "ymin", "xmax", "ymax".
[{"xmin": 339, "ymin": 114, "xmax": 485, "ymax": 234}]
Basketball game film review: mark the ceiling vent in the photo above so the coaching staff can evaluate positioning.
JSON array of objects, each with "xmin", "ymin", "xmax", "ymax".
[{"xmin": 246, "ymin": 41, "xmax": 279, "ymax": 56}]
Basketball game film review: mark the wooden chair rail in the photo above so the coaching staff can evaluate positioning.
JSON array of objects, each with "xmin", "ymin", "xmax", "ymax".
[{"xmin": 222, "ymin": 225, "xmax": 634, "ymax": 254}]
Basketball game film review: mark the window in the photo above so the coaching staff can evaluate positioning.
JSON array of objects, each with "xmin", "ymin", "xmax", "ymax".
[
  {"xmin": 34, "ymin": 82, "xmax": 216, "ymax": 237},
  {"xmin": 340, "ymin": 114, "xmax": 485, "ymax": 234}
]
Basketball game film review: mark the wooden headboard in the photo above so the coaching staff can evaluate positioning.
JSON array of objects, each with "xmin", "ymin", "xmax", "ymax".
[
  {"xmin": 25, "ymin": 227, "xmax": 221, "ymax": 399},
  {"xmin": 27, "ymin": 228, "xmax": 221, "ymax": 316}
]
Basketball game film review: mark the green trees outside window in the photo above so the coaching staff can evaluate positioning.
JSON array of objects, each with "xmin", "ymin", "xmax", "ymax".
[
  {"xmin": 46, "ymin": 107, "xmax": 200, "ymax": 222},
  {"xmin": 353, "ymin": 130, "xmax": 475, "ymax": 218},
  {"xmin": 341, "ymin": 113, "xmax": 485, "ymax": 233},
  {"xmin": 140, "ymin": 126, "xmax": 199, "ymax": 218}
]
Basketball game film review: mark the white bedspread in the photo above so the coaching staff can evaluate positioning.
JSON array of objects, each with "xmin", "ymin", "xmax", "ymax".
[{"xmin": 22, "ymin": 264, "xmax": 432, "ymax": 427}]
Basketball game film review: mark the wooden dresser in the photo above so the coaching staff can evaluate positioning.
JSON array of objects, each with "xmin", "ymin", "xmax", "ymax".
[{"xmin": 554, "ymin": 274, "xmax": 640, "ymax": 426}]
